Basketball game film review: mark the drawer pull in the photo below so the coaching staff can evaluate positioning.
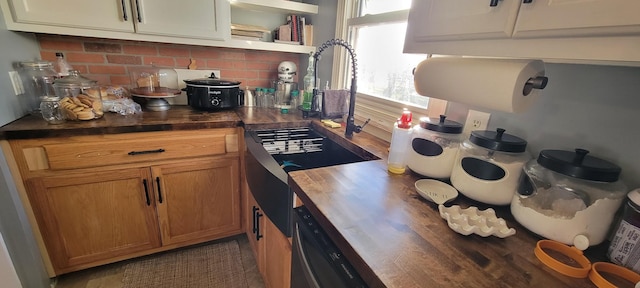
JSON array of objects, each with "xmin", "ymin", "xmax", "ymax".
[
  {"xmin": 120, "ymin": 0, "xmax": 128, "ymax": 21},
  {"xmin": 523, "ymin": 0, "xmax": 533, "ymax": 3},
  {"xmin": 489, "ymin": 0, "xmax": 500, "ymax": 6},
  {"xmin": 156, "ymin": 177, "xmax": 163, "ymax": 204},
  {"xmin": 135, "ymin": 0, "xmax": 142, "ymax": 22},
  {"xmin": 142, "ymin": 179, "xmax": 150, "ymax": 206},
  {"xmin": 128, "ymin": 148, "xmax": 165, "ymax": 156},
  {"xmin": 252, "ymin": 206, "xmax": 259, "ymax": 234},
  {"xmin": 256, "ymin": 211, "xmax": 264, "ymax": 241}
]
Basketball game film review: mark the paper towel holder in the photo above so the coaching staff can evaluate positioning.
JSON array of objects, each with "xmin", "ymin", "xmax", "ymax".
[{"xmin": 523, "ymin": 76, "xmax": 548, "ymax": 96}]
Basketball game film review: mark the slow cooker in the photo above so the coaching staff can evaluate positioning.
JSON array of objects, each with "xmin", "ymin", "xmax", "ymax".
[{"xmin": 183, "ymin": 73, "xmax": 243, "ymax": 111}]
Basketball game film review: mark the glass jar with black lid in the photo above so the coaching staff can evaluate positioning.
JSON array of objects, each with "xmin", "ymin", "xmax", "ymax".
[{"xmin": 406, "ymin": 115, "xmax": 464, "ymax": 179}]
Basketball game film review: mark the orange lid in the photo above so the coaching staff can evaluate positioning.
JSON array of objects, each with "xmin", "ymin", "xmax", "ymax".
[
  {"xmin": 589, "ymin": 262, "xmax": 640, "ymax": 288},
  {"xmin": 534, "ymin": 240, "xmax": 591, "ymax": 278},
  {"xmin": 535, "ymin": 240, "xmax": 640, "ymax": 287}
]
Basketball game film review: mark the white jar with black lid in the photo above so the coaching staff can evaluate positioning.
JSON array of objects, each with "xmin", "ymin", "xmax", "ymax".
[
  {"xmin": 450, "ymin": 128, "xmax": 530, "ymax": 205},
  {"xmin": 512, "ymin": 148, "xmax": 627, "ymax": 249},
  {"xmin": 406, "ymin": 115, "xmax": 463, "ymax": 179}
]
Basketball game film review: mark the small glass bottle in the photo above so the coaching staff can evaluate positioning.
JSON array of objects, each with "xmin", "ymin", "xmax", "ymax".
[
  {"xmin": 255, "ymin": 88, "xmax": 264, "ymax": 107},
  {"xmin": 265, "ymin": 88, "xmax": 276, "ymax": 108},
  {"xmin": 388, "ymin": 108, "xmax": 413, "ymax": 174},
  {"xmin": 54, "ymin": 52, "xmax": 73, "ymax": 78},
  {"xmin": 290, "ymin": 90, "xmax": 300, "ymax": 109}
]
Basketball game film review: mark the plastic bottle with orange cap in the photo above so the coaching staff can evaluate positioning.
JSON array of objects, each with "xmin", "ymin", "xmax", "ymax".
[{"xmin": 387, "ymin": 108, "xmax": 413, "ymax": 174}]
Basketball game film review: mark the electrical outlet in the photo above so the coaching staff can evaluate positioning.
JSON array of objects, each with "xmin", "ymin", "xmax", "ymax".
[
  {"xmin": 462, "ymin": 109, "xmax": 491, "ymax": 135},
  {"xmin": 8, "ymin": 71, "xmax": 25, "ymax": 95}
]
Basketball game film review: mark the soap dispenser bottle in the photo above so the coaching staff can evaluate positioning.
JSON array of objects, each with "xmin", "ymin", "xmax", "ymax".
[{"xmin": 388, "ymin": 108, "xmax": 413, "ymax": 174}]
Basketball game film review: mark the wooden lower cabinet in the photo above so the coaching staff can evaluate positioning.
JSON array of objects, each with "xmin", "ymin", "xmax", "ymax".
[
  {"xmin": 27, "ymin": 167, "xmax": 162, "ymax": 271},
  {"xmin": 245, "ymin": 187, "xmax": 292, "ymax": 288},
  {"xmin": 26, "ymin": 156, "xmax": 241, "ymax": 274},
  {"xmin": 8, "ymin": 128, "xmax": 243, "ymax": 275}
]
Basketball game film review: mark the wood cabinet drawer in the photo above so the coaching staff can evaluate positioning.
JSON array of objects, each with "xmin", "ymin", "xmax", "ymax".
[{"xmin": 13, "ymin": 129, "xmax": 239, "ymax": 172}]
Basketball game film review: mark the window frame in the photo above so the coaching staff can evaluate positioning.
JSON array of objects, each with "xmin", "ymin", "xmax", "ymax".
[{"xmin": 331, "ymin": 0, "xmax": 447, "ymax": 141}]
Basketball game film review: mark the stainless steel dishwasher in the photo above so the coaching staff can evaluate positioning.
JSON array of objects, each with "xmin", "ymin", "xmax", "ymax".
[{"xmin": 291, "ymin": 205, "xmax": 367, "ymax": 288}]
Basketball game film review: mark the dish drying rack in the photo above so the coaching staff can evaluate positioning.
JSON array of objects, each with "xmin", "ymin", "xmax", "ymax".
[{"xmin": 254, "ymin": 127, "xmax": 324, "ymax": 155}]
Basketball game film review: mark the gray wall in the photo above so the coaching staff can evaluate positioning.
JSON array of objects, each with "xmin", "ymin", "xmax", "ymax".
[
  {"xmin": 300, "ymin": 0, "xmax": 338, "ymax": 89},
  {"xmin": 0, "ymin": 10, "xmax": 50, "ymax": 288},
  {"xmin": 447, "ymin": 63, "xmax": 640, "ymax": 190}
]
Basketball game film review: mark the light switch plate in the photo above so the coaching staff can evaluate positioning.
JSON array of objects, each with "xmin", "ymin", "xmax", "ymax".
[
  {"xmin": 8, "ymin": 71, "xmax": 24, "ymax": 95},
  {"xmin": 171, "ymin": 69, "xmax": 221, "ymax": 105}
]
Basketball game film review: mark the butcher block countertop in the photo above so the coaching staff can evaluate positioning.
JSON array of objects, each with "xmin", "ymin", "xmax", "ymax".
[{"xmin": 0, "ymin": 106, "xmax": 611, "ymax": 287}]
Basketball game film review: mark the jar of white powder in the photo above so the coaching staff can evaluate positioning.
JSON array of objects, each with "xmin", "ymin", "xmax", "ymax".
[
  {"xmin": 450, "ymin": 128, "xmax": 530, "ymax": 205},
  {"xmin": 406, "ymin": 115, "xmax": 463, "ymax": 179},
  {"xmin": 511, "ymin": 148, "xmax": 627, "ymax": 250}
]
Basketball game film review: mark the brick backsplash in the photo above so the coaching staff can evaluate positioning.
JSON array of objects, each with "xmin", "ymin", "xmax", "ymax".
[{"xmin": 36, "ymin": 34, "xmax": 300, "ymax": 89}]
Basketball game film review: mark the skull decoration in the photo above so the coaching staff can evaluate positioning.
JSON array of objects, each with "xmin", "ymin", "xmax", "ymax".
[{"xmin": 278, "ymin": 61, "xmax": 297, "ymax": 83}]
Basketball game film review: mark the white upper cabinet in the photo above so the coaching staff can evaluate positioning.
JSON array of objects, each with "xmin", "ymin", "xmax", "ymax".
[
  {"xmin": 404, "ymin": 0, "xmax": 640, "ymax": 64},
  {"xmin": 7, "ymin": 0, "xmax": 134, "ymax": 32},
  {"xmin": 408, "ymin": 0, "xmax": 521, "ymax": 41},
  {"xmin": 513, "ymin": 0, "xmax": 640, "ymax": 38},
  {"xmin": 132, "ymin": 0, "xmax": 229, "ymax": 40},
  {"xmin": 1, "ymin": 0, "xmax": 315, "ymax": 53}
]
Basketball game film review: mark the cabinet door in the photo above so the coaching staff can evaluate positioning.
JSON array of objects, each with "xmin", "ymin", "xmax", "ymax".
[
  {"xmin": 132, "ymin": 0, "xmax": 230, "ymax": 40},
  {"xmin": 513, "ymin": 0, "xmax": 640, "ymax": 38},
  {"xmin": 264, "ymin": 215, "xmax": 291, "ymax": 288},
  {"xmin": 8, "ymin": 0, "xmax": 134, "ymax": 32},
  {"xmin": 153, "ymin": 157, "xmax": 242, "ymax": 246},
  {"xmin": 406, "ymin": 0, "xmax": 521, "ymax": 41},
  {"xmin": 26, "ymin": 168, "xmax": 160, "ymax": 273}
]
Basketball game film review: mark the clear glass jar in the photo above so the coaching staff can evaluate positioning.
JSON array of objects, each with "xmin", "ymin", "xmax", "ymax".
[
  {"xmin": 53, "ymin": 70, "xmax": 104, "ymax": 120},
  {"xmin": 450, "ymin": 128, "xmax": 530, "ymax": 205},
  {"xmin": 406, "ymin": 115, "xmax": 463, "ymax": 179},
  {"xmin": 18, "ymin": 60, "xmax": 58, "ymax": 114},
  {"xmin": 40, "ymin": 95, "xmax": 65, "ymax": 124},
  {"xmin": 512, "ymin": 148, "xmax": 627, "ymax": 248}
]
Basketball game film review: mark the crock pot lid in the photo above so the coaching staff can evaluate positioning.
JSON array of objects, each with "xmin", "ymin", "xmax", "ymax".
[
  {"xmin": 420, "ymin": 115, "xmax": 463, "ymax": 134},
  {"xmin": 469, "ymin": 128, "xmax": 527, "ymax": 152},
  {"xmin": 537, "ymin": 149, "xmax": 621, "ymax": 182},
  {"xmin": 183, "ymin": 73, "xmax": 241, "ymax": 86}
]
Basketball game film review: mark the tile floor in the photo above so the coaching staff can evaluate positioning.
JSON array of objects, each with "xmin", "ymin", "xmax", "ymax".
[{"xmin": 53, "ymin": 234, "xmax": 265, "ymax": 288}]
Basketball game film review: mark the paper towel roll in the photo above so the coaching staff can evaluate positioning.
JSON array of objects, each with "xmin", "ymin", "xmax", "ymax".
[{"xmin": 413, "ymin": 57, "xmax": 546, "ymax": 113}]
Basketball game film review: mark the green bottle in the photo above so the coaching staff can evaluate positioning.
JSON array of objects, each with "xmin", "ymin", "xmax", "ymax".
[{"xmin": 302, "ymin": 52, "xmax": 315, "ymax": 111}]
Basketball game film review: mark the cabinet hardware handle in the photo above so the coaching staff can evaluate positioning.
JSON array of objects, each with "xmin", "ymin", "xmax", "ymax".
[
  {"xmin": 523, "ymin": 0, "xmax": 533, "ymax": 3},
  {"xmin": 489, "ymin": 0, "xmax": 500, "ymax": 6},
  {"xmin": 252, "ymin": 206, "xmax": 259, "ymax": 234},
  {"xmin": 128, "ymin": 148, "xmax": 165, "ymax": 155},
  {"xmin": 142, "ymin": 179, "xmax": 150, "ymax": 206},
  {"xmin": 256, "ymin": 212, "xmax": 264, "ymax": 241},
  {"xmin": 156, "ymin": 177, "xmax": 163, "ymax": 204},
  {"xmin": 135, "ymin": 0, "xmax": 142, "ymax": 22},
  {"xmin": 121, "ymin": 0, "xmax": 128, "ymax": 21}
]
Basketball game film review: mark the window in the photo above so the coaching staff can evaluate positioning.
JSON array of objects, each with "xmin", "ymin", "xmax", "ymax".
[{"xmin": 333, "ymin": 0, "xmax": 447, "ymax": 141}]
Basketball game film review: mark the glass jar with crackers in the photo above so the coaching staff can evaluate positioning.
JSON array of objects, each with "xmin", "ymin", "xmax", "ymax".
[{"xmin": 52, "ymin": 70, "xmax": 104, "ymax": 120}]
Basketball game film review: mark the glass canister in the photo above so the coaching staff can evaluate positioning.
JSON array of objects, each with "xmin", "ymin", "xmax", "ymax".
[
  {"xmin": 53, "ymin": 70, "xmax": 104, "ymax": 120},
  {"xmin": 450, "ymin": 128, "xmax": 530, "ymax": 205},
  {"xmin": 406, "ymin": 115, "xmax": 463, "ymax": 179},
  {"xmin": 18, "ymin": 60, "xmax": 58, "ymax": 114},
  {"xmin": 39, "ymin": 76, "xmax": 65, "ymax": 124},
  {"xmin": 512, "ymin": 148, "xmax": 627, "ymax": 249}
]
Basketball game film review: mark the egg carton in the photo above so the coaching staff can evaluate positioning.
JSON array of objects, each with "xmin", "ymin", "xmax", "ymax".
[{"xmin": 438, "ymin": 205, "xmax": 516, "ymax": 238}]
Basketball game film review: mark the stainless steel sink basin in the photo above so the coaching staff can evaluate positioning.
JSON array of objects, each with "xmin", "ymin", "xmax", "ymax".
[{"xmin": 244, "ymin": 127, "xmax": 378, "ymax": 236}]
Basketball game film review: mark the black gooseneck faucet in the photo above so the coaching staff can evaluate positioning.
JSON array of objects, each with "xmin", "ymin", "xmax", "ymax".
[{"xmin": 313, "ymin": 39, "xmax": 369, "ymax": 139}]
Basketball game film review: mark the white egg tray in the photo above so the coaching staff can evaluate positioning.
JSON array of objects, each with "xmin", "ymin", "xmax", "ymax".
[{"xmin": 438, "ymin": 205, "xmax": 516, "ymax": 238}]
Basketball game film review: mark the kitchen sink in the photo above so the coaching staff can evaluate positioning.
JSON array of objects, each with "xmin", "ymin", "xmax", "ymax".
[{"xmin": 244, "ymin": 127, "xmax": 378, "ymax": 236}]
